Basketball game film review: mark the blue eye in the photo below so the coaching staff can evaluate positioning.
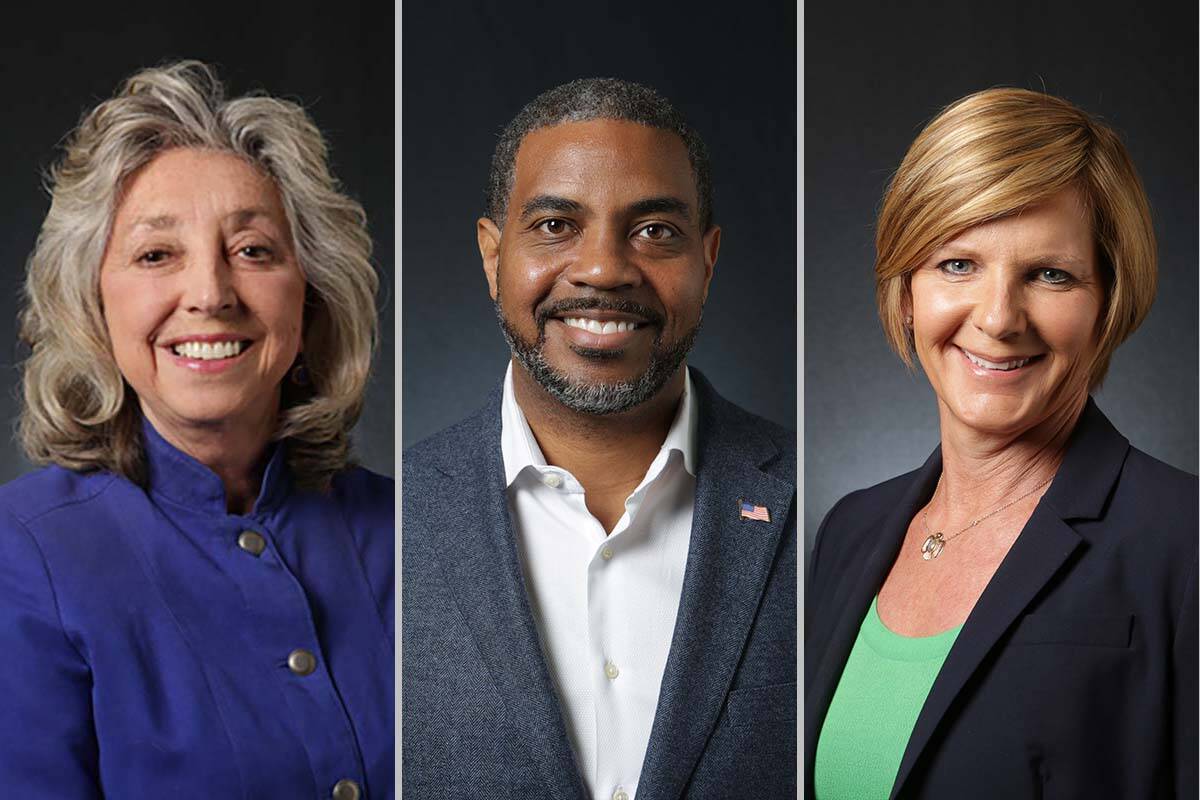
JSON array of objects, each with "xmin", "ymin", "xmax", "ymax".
[
  {"xmin": 1036, "ymin": 268, "xmax": 1071, "ymax": 285},
  {"xmin": 939, "ymin": 259, "xmax": 973, "ymax": 275}
]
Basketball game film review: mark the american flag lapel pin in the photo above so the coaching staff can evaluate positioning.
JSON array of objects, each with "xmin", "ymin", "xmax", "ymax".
[{"xmin": 740, "ymin": 501, "xmax": 770, "ymax": 522}]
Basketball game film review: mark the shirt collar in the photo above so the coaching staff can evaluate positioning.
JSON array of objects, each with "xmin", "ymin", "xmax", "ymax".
[
  {"xmin": 141, "ymin": 414, "xmax": 290, "ymax": 516},
  {"xmin": 500, "ymin": 362, "xmax": 698, "ymax": 487}
]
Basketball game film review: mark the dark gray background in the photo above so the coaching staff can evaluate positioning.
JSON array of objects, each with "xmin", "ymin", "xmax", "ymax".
[
  {"xmin": 0, "ymin": 3, "xmax": 394, "ymax": 483},
  {"xmin": 805, "ymin": 1, "xmax": 1198, "ymax": 552},
  {"xmin": 402, "ymin": 1, "xmax": 797, "ymax": 447}
]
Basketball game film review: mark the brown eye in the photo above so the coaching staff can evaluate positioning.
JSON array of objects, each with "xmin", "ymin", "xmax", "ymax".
[
  {"xmin": 637, "ymin": 224, "xmax": 676, "ymax": 241},
  {"xmin": 238, "ymin": 245, "xmax": 273, "ymax": 260},
  {"xmin": 138, "ymin": 249, "xmax": 170, "ymax": 265},
  {"xmin": 538, "ymin": 219, "xmax": 570, "ymax": 235}
]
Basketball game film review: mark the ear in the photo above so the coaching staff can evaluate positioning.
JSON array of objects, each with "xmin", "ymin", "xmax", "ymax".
[
  {"xmin": 477, "ymin": 217, "xmax": 502, "ymax": 300},
  {"xmin": 700, "ymin": 225, "xmax": 721, "ymax": 302}
]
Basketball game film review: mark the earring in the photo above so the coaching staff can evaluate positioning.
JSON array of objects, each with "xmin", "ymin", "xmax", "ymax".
[{"xmin": 904, "ymin": 315, "xmax": 913, "ymax": 326}]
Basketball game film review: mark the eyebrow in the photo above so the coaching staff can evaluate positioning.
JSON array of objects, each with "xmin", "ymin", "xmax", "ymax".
[
  {"xmin": 130, "ymin": 214, "xmax": 178, "ymax": 232},
  {"xmin": 628, "ymin": 196, "xmax": 691, "ymax": 219},
  {"xmin": 519, "ymin": 195, "xmax": 584, "ymax": 221},
  {"xmin": 128, "ymin": 208, "xmax": 276, "ymax": 233},
  {"xmin": 517, "ymin": 194, "xmax": 692, "ymax": 222},
  {"xmin": 932, "ymin": 245, "xmax": 1089, "ymax": 268}
]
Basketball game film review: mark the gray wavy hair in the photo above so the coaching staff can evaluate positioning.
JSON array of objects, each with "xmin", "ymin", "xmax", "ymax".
[{"xmin": 19, "ymin": 60, "xmax": 379, "ymax": 491}]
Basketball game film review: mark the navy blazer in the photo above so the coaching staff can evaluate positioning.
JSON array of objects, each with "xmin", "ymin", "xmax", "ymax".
[
  {"xmin": 403, "ymin": 369, "xmax": 797, "ymax": 799},
  {"xmin": 805, "ymin": 399, "xmax": 1198, "ymax": 799}
]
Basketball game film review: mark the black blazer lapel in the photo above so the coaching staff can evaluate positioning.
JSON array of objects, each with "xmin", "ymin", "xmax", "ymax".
[
  {"xmin": 804, "ymin": 449, "xmax": 942, "ymax": 791},
  {"xmin": 636, "ymin": 375, "xmax": 795, "ymax": 800},
  {"xmin": 418, "ymin": 389, "xmax": 587, "ymax": 800},
  {"xmin": 888, "ymin": 399, "xmax": 1128, "ymax": 798}
]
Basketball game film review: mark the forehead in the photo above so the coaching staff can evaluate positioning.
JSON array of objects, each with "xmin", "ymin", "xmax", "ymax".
[
  {"xmin": 941, "ymin": 187, "xmax": 1094, "ymax": 261},
  {"xmin": 510, "ymin": 119, "xmax": 696, "ymax": 211},
  {"xmin": 114, "ymin": 148, "xmax": 285, "ymax": 225}
]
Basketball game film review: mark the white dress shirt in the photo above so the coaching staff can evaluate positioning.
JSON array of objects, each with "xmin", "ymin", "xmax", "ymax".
[{"xmin": 500, "ymin": 364, "xmax": 697, "ymax": 800}]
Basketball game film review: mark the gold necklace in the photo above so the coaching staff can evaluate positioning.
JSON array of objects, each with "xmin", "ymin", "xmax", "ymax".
[{"xmin": 919, "ymin": 475, "xmax": 1053, "ymax": 561}]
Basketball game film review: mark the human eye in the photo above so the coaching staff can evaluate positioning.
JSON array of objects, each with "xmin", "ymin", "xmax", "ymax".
[
  {"xmin": 937, "ymin": 258, "xmax": 974, "ymax": 276},
  {"xmin": 235, "ymin": 244, "xmax": 275, "ymax": 262},
  {"xmin": 535, "ymin": 218, "xmax": 573, "ymax": 237},
  {"xmin": 633, "ymin": 223, "xmax": 679, "ymax": 242},
  {"xmin": 136, "ymin": 248, "xmax": 173, "ymax": 266},
  {"xmin": 1033, "ymin": 267, "xmax": 1072, "ymax": 285}
]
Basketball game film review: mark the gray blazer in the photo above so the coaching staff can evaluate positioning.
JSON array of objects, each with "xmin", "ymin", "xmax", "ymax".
[{"xmin": 402, "ymin": 369, "xmax": 796, "ymax": 799}]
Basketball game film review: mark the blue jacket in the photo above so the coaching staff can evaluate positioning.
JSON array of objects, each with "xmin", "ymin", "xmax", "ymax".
[
  {"xmin": 402, "ymin": 370, "xmax": 797, "ymax": 799},
  {"xmin": 0, "ymin": 418, "xmax": 394, "ymax": 798},
  {"xmin": 805, "ymin": 399, "xmax": 1198, "ymax": 798}
]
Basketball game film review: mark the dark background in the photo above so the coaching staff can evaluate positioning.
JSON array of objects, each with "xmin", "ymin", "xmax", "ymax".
[
  {"xmin": 804, "ymin": 1, "xmax": 1199, "ymax": 553},
  {"xmin": 0, "ymin": 3, "xmax": 394, "ymax": 482},
  {"xmin": 402, "ymin": 1, "xmax": 797, "ymax": 447}
]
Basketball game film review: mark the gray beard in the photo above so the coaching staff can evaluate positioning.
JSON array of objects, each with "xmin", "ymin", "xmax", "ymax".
[{"xmin": 494, "ymin": 301, "xmax": 698, "ymax": 416}]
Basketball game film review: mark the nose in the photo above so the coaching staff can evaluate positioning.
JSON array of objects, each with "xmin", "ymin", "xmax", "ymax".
[
  {"xmin": 562, "ymin": 226, "xmax": 643, "ymax": 291},
  {"xmin": 182, "ymin": 249, "xmax": 237, "ymax": 315},
  {"xmin": 972, "ymin": 273, "xmax": 1026, "ymax": 340}
]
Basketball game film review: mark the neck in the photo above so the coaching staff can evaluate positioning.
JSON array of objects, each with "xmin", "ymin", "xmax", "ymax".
[
  {"xmin": 512, "ymin": 361, "xmax": 685, "ymax": 500},
  {"xmin": 933, "ymin": 394, "xmax": 1087, "ymax": 518},
  {"xmin": 143, "ymin": 402, "xmax": 277, "ymax": 515}
]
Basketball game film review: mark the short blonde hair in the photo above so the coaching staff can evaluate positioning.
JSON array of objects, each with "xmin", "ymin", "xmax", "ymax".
[
  {"xmin": 19, "ymin": 60, "xmax": 379, "ymax": 491},
  {"xmin": 875, "ymin": 88, "xmax": 1156, "ymax": 387}
]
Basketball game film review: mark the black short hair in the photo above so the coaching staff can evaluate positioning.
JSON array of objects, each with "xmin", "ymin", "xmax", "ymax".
[{"xmin": 486, "ymin": 78, "xmax": 714, "ymax": 231}]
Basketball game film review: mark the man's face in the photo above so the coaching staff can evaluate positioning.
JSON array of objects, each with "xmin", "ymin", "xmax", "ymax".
[{"xmin": 478, "ymin": 118, "xmax": 720, "ymax": 414}]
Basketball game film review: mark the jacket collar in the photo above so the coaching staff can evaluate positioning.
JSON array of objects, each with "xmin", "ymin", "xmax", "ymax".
[
  {"xmin": 142, "ymin": 415, "xmax": 290, "ymax": 517},
  {"xmin": 417, "ymin": 367, "xmax": 794, "ymax": 800}
]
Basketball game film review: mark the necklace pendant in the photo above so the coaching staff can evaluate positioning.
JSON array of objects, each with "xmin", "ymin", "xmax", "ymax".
[{"xmin": 921, "ymin": 532, "xmax": 946, "ymax": 560}]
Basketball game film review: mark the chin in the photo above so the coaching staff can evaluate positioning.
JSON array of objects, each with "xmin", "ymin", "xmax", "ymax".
[{"xmin": 945, "ymin": 393, "xmax": 1040, "ymax": 437}]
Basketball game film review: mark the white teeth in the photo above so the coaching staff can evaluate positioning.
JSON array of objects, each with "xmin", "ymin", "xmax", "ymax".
[
  {"xmin": 562, "ymin": 318, "xmax": 638, "ymax": 334},
  {"xmin": 963, "ymin": 349, "xmax": 1032, "ymax": 371},
  {"xmin": 172, "ymin": 340, "xmax": 244, "ymax": 360}
]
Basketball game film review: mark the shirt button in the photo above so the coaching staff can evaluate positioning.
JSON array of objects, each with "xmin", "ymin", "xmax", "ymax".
[
  {"xmin": 331, "ymin": 778, "xmax": 361, "ymax": 800},
  {"xmin": 542, "ymin": 473, "xmax": 563, "ymax": 488},
  {"xmin": 613, "ymin": 789, "xmax": 629, "ymax": 800},
  {"xmin": 237, "ymin": 530, "xmax": 266, "ymax": 556},
  {"xmin": 604, "ymin": 660, "xmax": 620, "ymax": 680},
  {"xmin": 601, "ymin": 547, "xmax": 614, "ymax": 560},
  {"xmin": 287, "ymin": 648, "xmax": 317, "ymax": 676}
]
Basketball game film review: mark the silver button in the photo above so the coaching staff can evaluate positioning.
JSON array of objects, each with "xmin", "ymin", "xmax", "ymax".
[
  {"xmin": 332, "ymin": 778, "xmax": 361, "ymax": 800},
  {"xmin": 604, "ymin": 660, "xmax": 620, "ymax": 680},
  {"xmin": 543, "ymin": 473, "xmax": 563, "ymax": 488},
  {"xmin": 601, "ymin": 547, "xmax": 614, "ymax": 560},
  {"xmin": 237, "ymin": 530, "xmax": 266, "ymax": 556},
  {"xmin": 288, "ymin": 648, "xmax": 317, "ymax": 676},
  {"xmin": 612, "ymin": 789, "xmax": 629, "ymax": 800}
]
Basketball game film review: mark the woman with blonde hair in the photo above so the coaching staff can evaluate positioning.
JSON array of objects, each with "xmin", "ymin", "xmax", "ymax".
[
  {"xmin": 0, "ymin": 61, "xmax": 392, "ymax": 799},
  {"xmin": 806, "ymin": 89, "xmax": 1196, "ymax": 798}
]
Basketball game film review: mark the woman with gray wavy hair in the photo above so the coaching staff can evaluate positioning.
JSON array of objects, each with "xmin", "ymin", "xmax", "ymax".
[{"xmin": 0, "ymin": 61, "xmax": 392, "ymax": 800}]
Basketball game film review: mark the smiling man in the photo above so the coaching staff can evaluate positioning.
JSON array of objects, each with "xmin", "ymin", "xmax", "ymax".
[{"xmin": 403, "ymin": 79, "xmax": 796, "ymax": 800}]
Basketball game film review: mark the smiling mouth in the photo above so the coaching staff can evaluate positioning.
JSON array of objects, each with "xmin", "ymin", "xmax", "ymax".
[
  {"xmin": 169, "ymin": 340, "xmax": 253, "ymax": 361},
  {"xmin": 561, "ymin": 317, "xmax": 644, "ymax": 335},
  {"xmin": 960, "ymin": 347, "xmax": 1044, "ymax": 372}
]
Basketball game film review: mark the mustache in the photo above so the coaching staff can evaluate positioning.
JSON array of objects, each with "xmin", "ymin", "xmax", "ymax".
[{"xmin": 536, "ymin": 297, "xmax": 664, "ymax": 329}]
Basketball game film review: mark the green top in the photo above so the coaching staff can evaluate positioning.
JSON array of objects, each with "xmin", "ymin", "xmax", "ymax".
[{"xmin": 813, "ymin": 596, "xmax": 962, "ymax": 799}]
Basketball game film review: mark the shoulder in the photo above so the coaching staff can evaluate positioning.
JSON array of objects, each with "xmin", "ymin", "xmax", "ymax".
[
  {"xmin": 0, "ymin": 465, "xmax": 120, "ymax": 529},
  {"xmin": 402, "ymin": 398, "xmax": 499, "ymax": 482},
  {"xmin": 809, "ymin": 465, "xmax": 925, "ymax": 577},
  {"xmin": 332, "ymin": 464, "xmax": 394, "ymax": 507},
  {"xmin": 1106, "ymin": 445, "xmax": 1197, "ymax": 557},
  {"xmin": 1119, "ymin": 445, "xmax": 1197, "ymax": 511},
  {"xmin": 690, "ymin": 368, "xmax": 796, "ymax": 476}
]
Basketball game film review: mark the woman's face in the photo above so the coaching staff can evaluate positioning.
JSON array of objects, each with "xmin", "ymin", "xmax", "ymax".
[
  {"xmin": 908, "ymin": 187, "xmax": 1105, "ymax": 439},
  {"xmin": 99, "ymin": 148, "xmax": 306, "ymax": 444}
]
